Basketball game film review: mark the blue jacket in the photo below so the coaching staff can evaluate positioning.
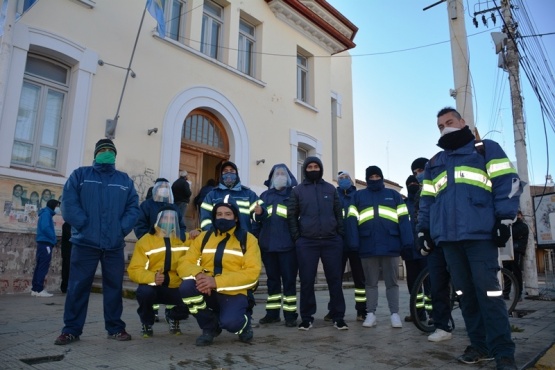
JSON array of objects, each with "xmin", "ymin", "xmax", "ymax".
[
  {"xmin": 257, "ymin": 164, "xmax": 297, "ymax": 253},
  {"xmin": 347, "ymin": 180, "xmax": 413, "ymax": 258},
  {"xmin": 36, "ymin": 207, "xmax": 56, "ymax": 246},
  {"xmin": 61, "ymin": 162, "xmax": 140, "ymax": 250},
  {"xmin": 417, "ymin": 139, "xmax": 521, "ymax": 244},
  {"xmin": 134, "ymin": 199, "xmax": 185, "ymax": 241},
  {"xmin": 403, "ymin": 193, "xmax": 425, "ymax": 261},
  {"xmin": 338, "ymin": 185, "xmax": 357, "ymax": 251},
  {"xmin": 200, "ymin": 183, "xmax": 260, "ymax": 233}
]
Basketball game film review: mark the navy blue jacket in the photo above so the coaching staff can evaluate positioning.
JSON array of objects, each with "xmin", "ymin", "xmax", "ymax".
[
  {"xmin": 134, "ymin": 198, "xmax": 185, "ymax": 241},
  {"xmin": 36, "ymin": 207, "xmax": 57, "ymax": 246},
  {"xmin": 61, "ymin": 162, "xmax": 140, "ymax": 250},
  {"xmin": 403, "ymin": 192, "xmax": 425, "ymax": 261},
  {"xmin": 347, "ymin": 180, "xmax": 413, "ymax": 258},
  {"xmin": 338, "ymin": 185, "xmax": 357, "ymax": 251}
]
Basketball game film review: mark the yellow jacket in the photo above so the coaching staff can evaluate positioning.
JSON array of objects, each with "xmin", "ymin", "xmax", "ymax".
[
  {"xmin": 177, "ymin": 228, "xmax": 261, "ymax": 296},
  {"xmin": 128, "ymin": 233, "xmax": 191, "ymax": 289}
]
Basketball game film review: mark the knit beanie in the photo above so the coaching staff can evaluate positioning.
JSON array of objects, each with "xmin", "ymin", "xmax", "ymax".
[
  {"xmin": 94, "ymin": 139, "xmax": 117, "ymax": 158},
  {"xmin": 47, "ymin": 199, "xmax": 60, "ymax": 210},
  {"xmin": 338, "ymin": 170, "xmax": 351, "ymax": 178},
  {"xmin": 411, "ymin": 157, "xmax": 429, "ymax": 173},
  {"xmin": 365, "ymin": 166, "xmax": 383, "ymax": 180}
]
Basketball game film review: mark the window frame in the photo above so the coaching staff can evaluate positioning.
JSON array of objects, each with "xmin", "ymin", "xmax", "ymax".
[
  {"xmin": 297, "ymin": 52, "xmax": 309, "ymax": 103},
  {"xmin": 238, "ymin": 18, "xmax": 255, "ymax": 76},
  {"xmin": 201, "ymin": 0, "xmax": 224, "ymax": 60},
  {"xmin": 165, "ymin": 0, "xmax": 187, "ymax": 44}
]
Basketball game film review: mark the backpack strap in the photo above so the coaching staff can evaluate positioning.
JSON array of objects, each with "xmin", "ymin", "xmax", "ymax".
[{"xmin": 200, "ymin": 229, "xmax": 213, "ymax": 253}]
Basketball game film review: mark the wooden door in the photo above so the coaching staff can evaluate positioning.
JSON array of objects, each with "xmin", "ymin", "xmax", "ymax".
[{"xmin": 178, "ymin": 148, "xmax": 202, "ymax": 230}]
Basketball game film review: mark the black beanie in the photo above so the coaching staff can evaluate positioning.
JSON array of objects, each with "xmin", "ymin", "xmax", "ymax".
[
  {"xmin": 47, "ymin": 199, "xmax": 60, "ymax": 210},
  {"xmin": 94, "ymin": 139, "xmax": 117, "ymax": 158},
  {"xmin": 411, "ymin": 157, "xmax": 428, "ymax": 173},
  {"xmin": 406, "ymin": 175, "xmax": 418, "ymax": 188},
  {"xmin": 365, "ymin": 166, "xmax": 383, "ymax": 181}
]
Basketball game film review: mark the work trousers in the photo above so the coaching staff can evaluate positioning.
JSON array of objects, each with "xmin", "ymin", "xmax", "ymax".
[
  {"xmin": 261, "ymin": 249, "xmax": 298, "ymax": 321},
  {"xmin": 32, "ymin": 242, "xmax": 53, "ymax": 292}
]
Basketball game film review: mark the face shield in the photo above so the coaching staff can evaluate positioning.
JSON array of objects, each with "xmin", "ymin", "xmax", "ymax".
[
  {"xmin": 271, "ymin": 166, "xmax": 291, "ymax": 189},
  {"xmin": 152, "ymin": 181, "xmax": 173, "ymax": 203},
  {"xmin": 154, "ymin": 209, "xmax": 180, "ymax": 238}
]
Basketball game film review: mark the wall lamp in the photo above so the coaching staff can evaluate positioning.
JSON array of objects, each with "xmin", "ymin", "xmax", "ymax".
[
  {"xmin": 147, "ymin": 128, "xmax": 158, "ymax": 135},
  {"xmin": 256, "ymin": 159, "xmax": 265, "ymax": 165}
]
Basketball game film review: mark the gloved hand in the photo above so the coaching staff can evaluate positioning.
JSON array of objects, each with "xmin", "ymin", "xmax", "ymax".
[
  {"xmin": 418, "ymin": 231, "xmax": 435, "ymax": 256},
  {"xmin": 492, "ymin": 219, "xmax": 512, "ymax": 248}
]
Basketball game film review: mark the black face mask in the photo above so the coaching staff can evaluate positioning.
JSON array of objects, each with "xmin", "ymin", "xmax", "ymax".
[
  {"xmin": 213, "ymin": 218, "xmax": 236, "ymax": 233},
  {"xmin": 437, "ymin": 125, "xmax": 474, "ymax": 150},
  {"xmin": 367, "ymin": 179, "xmax": 383, "ymax": 191},
  {"xmin": 407, "ymin": 184, "xmax": 420, "ymax": 195},
  {"xmin": 305, "ymin": 171, "xmax": 320, "ymax": 182}
]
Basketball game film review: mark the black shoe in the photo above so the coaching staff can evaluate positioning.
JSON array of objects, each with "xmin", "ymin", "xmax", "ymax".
[
  {"xmin": 457, "ymin": 346, "xmax": 494, "ymax": 364},
  {"xmin": 196, "ymin": 327, "xmax": 222, "ymax": 346},
  {"xmin": 496, "ymin": 356, "xmax": 517, "ymax": 370},
  {"xmin": 333, "ymin": 319, "xmax": 349, "ymax": 330},
  {"xmin": 238, "ymin": 320, "xmax": 253, "ymax": 343},
  {"xmin": 166, "ymin": 314, "xmax": 182, "ymax": 335},
  {"xmin": 108, "ymin": 330, "xmax": 132, "ymax": 341},
  {"xmin": 259, "ymin": 315, "xmax": 281, "ymax": 325},
  {"xmin": 323, "ymin": 312, "xmax": 332, "ymax": 322},
  {"xmin": 141, "ymin": 324, "xmax": 153, "ymax": 338},
  {"xmin": 298, "ymin": 321, "xmax": 312, "ymax": 331},
  {"xmin": 404, "ymin": 315, "xmax": 413, "ymax": 322},
  {"xmin": 54, "ymin": 332, "xmax": 79, "ymax": 345},
  {"xmin": 285, "ymin": 319, "xmax": 297, "ymax": 327}
]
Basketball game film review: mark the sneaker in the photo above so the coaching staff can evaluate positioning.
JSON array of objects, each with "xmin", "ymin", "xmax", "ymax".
[
  {"xmin": 195, "ymin": 327, "xmax": 222, "ymax": 346},
  {"xmin": 166, "ymin": 317, "xmax": 182, "ymax": 335},
  {"xmin": 54, "ymin": 332, "xmax": 80, "ymax": 345},
  {"xmin": 427, "ymin": 328, "xmax": 452, "ymax": 342},
  {"xmin": 323, "ymin": 312, "xmax": 332, "ymax": 322},
  {"xmin": 298, "ymin": 321, "xmax": 313, "ymax": 331},
  {"xmin": 333, "ymin": 319, "xmax": 349, "ymax": 330},
  {"xmin": 457, "ymin": 346, "xmax": 494, "ymax": 364},
  {"xmin": 259, "ymin": 315, "xmax": 281, "ymax": 325},
  {"xmin": 31, "ymin": 290, "xmax": 37, "ymax": 296},
  {"xmin": 496, "ymin": 356, "xmax": 517, "ymax": 370},
  {"xmin": 390, "ymin": 313, "xmax": 402, "ymax": 328},
  {"xmin": 35, "ymin": 290, "xmax": 53, "ymax": 297},
  {"xmin": 285, "ymin": 319, "xmax": 297, "ymax": 327},
  {"xmin": 238, "ymin": 320, "xmax": 253, "ymax": 343},
  {"xmin": 362, "ymin": 313, "xmax": 377, "ymax": 328},
  {"xmin": 141, "ymin": 324, "xmax": 153, "ymax": 338},
  {"xmin": 108, "ymin": 330, "xmax": 132, "ymax": 341}
]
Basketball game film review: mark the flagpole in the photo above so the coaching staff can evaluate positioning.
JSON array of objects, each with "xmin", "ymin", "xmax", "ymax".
[{"xmin": 105, "ymin": 3, "xmax": 148, "ymax": 139}]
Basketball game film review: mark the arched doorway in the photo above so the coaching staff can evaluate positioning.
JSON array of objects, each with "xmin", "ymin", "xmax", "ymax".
[{"xmin": 179, "ymin": 109, "xmax": 229, "ymax": 229}]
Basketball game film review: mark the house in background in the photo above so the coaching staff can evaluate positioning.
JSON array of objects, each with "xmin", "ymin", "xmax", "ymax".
[{"xmin": 0, "ymin": 0, "xmax": 358, "ymax": 294}]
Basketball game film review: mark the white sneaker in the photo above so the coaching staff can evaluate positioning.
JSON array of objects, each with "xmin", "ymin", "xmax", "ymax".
[
  {"xmin": 362, "ymin": 312, "xmax": 377, "ymax": 327},
  {"xmin": 390, "ymin": 313, "xmax": 402, "ymax": 328},
  {"xmin": 428, "ymin": 328, "xmax": 452, "ymax": 342},
  {"xmin": 35, "ymin": 290, "xmax": 53, "ymax": 297},
  {"xmin": 31, "ymin": 290, "xmax": 37, "ymax": 296}
]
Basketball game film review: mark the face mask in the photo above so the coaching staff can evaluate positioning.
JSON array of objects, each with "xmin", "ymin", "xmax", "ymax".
[
  {"xmin": 214, "ymin": 218, "xmax": 236, "ymax": 233},
  {"xmin": 222, "ymin": 173, "xmax": 237, "ymax": 188},
  {"xmin": 54, "ymin": 207, "xmax": 61, "ymax": 215},
  {"xmin": 305, "ymin": 171, "xmax": 320, "ymax": 182},
  {"xmin": 95, "ymin": 151, "xmax": 116, "ymax": 164},
  {"xmin": 157, "ymin": 188, "xmax": 170, "ymax": 198},
  {"xmin": 416, "ymin": 172, "xmax": 425, "ymax": 183},
  {"xmin": 367, "ymin": 179, "xmax": 383, "ymax": 191},
  {"xmin": 440, "ymin": 127, "xmax": 461, "ymax": 137},
  {"xmin": 273, "ymin": 175, "xmax": 288, "ymax": 189},
  {"xmin": 407, "ymin": 184, "xmax": 420, "ymax": 195},
  {"xmin": 338, "ymin": 178, "xmax": 351, "ymax": 190}
]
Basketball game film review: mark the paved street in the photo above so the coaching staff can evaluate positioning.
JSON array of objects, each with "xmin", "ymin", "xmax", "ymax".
[{"xmin": 0, "ymin": 281, "xmax": 554, "ymax": 369}]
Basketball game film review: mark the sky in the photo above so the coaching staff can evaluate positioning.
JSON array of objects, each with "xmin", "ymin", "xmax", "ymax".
[{"xmin": 327, "ymin": 0, "xmax": 555, "ymax": 193}]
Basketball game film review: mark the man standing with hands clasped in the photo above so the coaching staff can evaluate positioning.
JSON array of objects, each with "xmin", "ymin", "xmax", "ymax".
[{"xmin": 417, "ymin": 107, "xmax": 522, "ymax": 370}]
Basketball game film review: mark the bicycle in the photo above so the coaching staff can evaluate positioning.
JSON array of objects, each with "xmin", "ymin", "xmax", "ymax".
[{"xmin": 409, "ymin": 265, "xmax": 520, "ymax": 333}]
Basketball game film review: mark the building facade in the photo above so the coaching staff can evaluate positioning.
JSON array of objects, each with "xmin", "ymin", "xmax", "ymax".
[{"xmin": 0, "ymin": 0, "xmax": 358, "ymax": 294}]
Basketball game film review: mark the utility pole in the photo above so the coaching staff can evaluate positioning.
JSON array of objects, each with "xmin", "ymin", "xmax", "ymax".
[
  {"xmin": 0, "ymin": 0, "xmax": 17, "ymax": 126},
  {"xmin": 499, "ymin": 0, "xmax": 539, "ymax": 296}
]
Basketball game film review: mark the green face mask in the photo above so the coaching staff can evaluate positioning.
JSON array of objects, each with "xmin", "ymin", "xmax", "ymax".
[{"xmin": 95, "ymin": 151, "xmax": 116, "ymax": 164}]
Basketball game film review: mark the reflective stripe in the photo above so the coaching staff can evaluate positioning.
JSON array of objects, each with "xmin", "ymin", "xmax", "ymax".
[
  {"xmin": 487, "ymin": 158, "xmax": 517, "ymax": 178},
  {"xmin": 266, "ymin": 303, "xmax": 281, "ymax": 310},
  {"xmin": 378, "ymin": 205, "xmax": 398, "ymax": 223},
  {"xmin": 275, "ymin": 204, "xmax": 287, "ymax": 218},
  {"xmin": 348, "ymin": 205, "xmax": 360, "ymax": 219},
  {"xmin": 358, "ymin": 207, "xmax": 374, "ymax": 225},
  {"xmin": 200, "ymin": 202, "xmax": 213, "ymax": 211},
  {"xmin": 421, "ymin": 179, "xmax": 436, "ymax": 197},
  {"xmin": 487, "ymin": 290, "xmax": 503, "ymax": 297},
  {"xmin": 454, "ymin": 166, "xmax": 492, "ymax": 191},
  {"xmin": 203, "ymin": 248, "xmax": 244, "ymax": 258},
  {"xmin": 433, "ymin": 171, "xmax": 448, "ymax": 195},
  {"xmin": 182, "ymin": 294, "xmax": 206, "ymax": 314},
  {"xmin": 200, "ymin": 219, "xmax": 212, "ymax": 228},
  {"xmin": 397, "ymin": 203, "xmax": 409, "ymax": 217},
  {"xmin": 216, "ymin": 279, "xmax": 258, "ymax": 292},
  {"xmin": 266, "ymin": 294, "xmax": 282, "ymax": 301},
  {"xmin": 235, "ymin": 314, "xmax": 249, "ymax": 335}
]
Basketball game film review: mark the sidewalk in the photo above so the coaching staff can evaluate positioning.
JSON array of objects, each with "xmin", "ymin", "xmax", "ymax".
[{"xmin": 0, "ymin": 281, "xmax": 553, "ymax": 369}]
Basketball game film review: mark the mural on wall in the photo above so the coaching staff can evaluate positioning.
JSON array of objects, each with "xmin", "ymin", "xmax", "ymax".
[
  {"xmin": 533, "ymin": 192, "xmax": 555, "ymax": 248},
  {"xmin": 0, "ymin": 176, "xmax": 64, "ymax": 233},
  {"xmin": 131, "ymin": 168, "xmax": 156, "ymax": 203}
]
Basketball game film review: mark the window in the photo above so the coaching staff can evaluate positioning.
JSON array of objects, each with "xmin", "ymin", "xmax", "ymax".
[
  {"xmin": 238, "ymin": 19, "xmax": 255, "ymax": 76},
  {"xmin": 165, "ymin": 0, "xmax": 187, "ymax": 44},
  {"xmin": 297, "ymin": 53, "xmax": 308, "ymax": 102},
  {"xmin": 182, "ymin": 111, "xmax": 226, "ymax": 153},
  {"xmin": 201, "ymin": 0, "xmax": 223, "ymax": 60},
  {"xmin": 297, "ymin": 147, "xmax": 308, "ymax": 182},
  {"xmin": 11, "ymin": 56, "xmax": 68, "ymax": 171}
]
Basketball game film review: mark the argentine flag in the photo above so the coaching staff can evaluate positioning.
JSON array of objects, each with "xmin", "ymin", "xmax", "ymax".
[{"xmin": 146, "ymin": 0, "xmax": 166, "ymax": 38}]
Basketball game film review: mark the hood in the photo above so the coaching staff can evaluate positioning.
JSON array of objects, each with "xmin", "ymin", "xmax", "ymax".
[
  {"xmin": 303, "ymin": 156, "xmax": 323, "ymax": 182},
  {"xmin": 263, "ymin": 163, "xmax": 298, "ymax": 188}
]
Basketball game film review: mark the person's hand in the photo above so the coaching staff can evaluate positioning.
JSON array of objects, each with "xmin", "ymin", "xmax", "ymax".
[
  {"xmin": 189, "ymin": 229, "xmax": 201, "ymax": 239},
  {"xmin": 254, "ymin": 201, "xmax": 263, "ymax": 215},
  {"xmin": 195, "ymin": 272, "xmax": 216, "ymax": 295},
  {"xmin": 418, "ymin": 231, "xmax": 435, "ymax": 256},
  {"xmin": 154, "ymin": 270, "xmax": 165, "ymax": 286},
  {"xmin": 493, "ymin": 219, "xmax": 512, "ymax": 248}
]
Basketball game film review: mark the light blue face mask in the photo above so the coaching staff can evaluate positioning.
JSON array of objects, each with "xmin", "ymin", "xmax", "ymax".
[
  {"xmin": 416, "ymin": 172, "xmax": 425, "ymax": 183},
  {"xmin": 95, "ymin": 151, "xmax": 116, "ymax": 164}
]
